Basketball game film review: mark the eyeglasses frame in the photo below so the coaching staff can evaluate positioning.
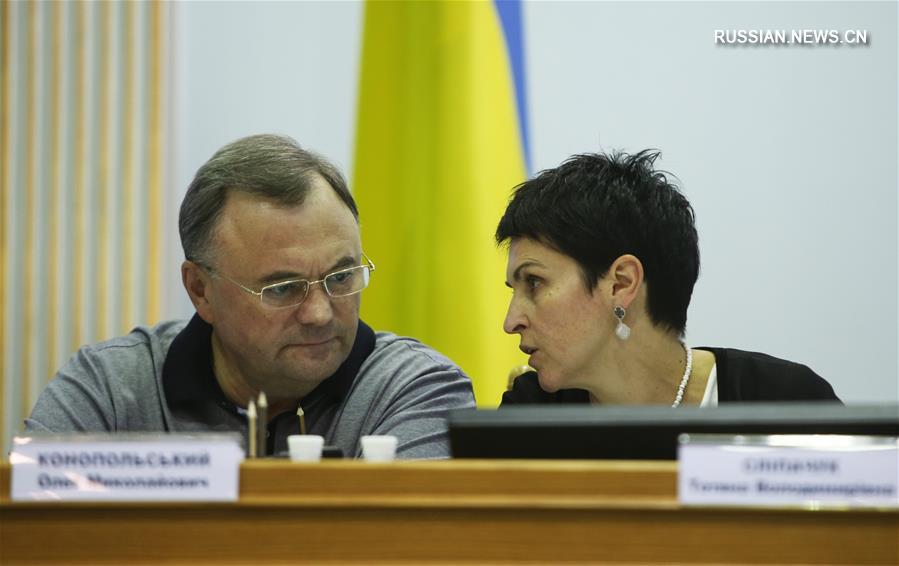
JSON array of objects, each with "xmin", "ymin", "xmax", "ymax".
[{"xmin": 199, "ymin": 253, "xmax": 375, "ymax": 310}]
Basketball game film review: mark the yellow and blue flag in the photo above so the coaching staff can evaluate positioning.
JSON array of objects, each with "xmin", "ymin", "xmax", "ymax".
[{"xmin": 353, "ymin": 0, "xmax": 531, "ymax": 406}]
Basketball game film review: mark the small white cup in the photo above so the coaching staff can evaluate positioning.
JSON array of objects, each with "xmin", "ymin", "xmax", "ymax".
[
  {"xmin": 360, "ymin": 435, "xmax": 398, "ymax": 462},
  {"xmin": 287, "ymin": 434, "xmax": 324, "ymax": 463}
]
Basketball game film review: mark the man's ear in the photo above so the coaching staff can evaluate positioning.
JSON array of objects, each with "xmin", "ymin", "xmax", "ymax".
[
  {"xmin": 182, "ymin": 261, "xmax": 214, "ymax": 324},
  {"xmin": 607, "ymin": 254, "xmax": 644, "ymax": 309}
]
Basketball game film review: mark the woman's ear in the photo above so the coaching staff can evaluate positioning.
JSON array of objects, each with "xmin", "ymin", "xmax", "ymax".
[
  {"xmin": 182, "ymin": 261, "xmax": 215, "ymax": 324},
  {"xmin": 608, "ymin": 254, "xmax": 644, "ymax": 309}
]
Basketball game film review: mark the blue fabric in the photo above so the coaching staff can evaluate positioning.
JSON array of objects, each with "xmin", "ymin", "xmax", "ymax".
[{"xmin": 494, "ymin": 0, "xmax": 532, "ymax": 174}]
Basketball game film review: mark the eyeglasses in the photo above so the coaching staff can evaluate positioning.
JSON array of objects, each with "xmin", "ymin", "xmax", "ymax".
[{"xmin": 204, "ymin": 254, "xmax": 375, "ymax": 310}]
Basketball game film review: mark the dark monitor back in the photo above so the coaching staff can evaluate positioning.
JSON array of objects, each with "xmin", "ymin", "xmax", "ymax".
[{"xmin": 448, "ymin": 403, "xmax": 899, "ymax": 460}]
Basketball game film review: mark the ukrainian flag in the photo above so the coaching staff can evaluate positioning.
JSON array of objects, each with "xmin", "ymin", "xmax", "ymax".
[{"xmin": 353, "ymin": 0, "xmax": 530, "ymax": 406}]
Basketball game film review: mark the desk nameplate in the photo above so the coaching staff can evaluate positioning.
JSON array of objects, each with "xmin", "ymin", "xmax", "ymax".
[
  {"xmin": 678, "ymin": 434, "xmax": 899, "ymax": 508},
  {"xmin": 9, "ymin": 434, "xmax": 243, "ymax": 502}
]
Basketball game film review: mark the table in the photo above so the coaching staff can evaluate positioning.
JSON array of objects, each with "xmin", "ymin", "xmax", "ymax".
[{"xmin": 1, "ymin": 460, "xmax": 897, "ymax": 564}]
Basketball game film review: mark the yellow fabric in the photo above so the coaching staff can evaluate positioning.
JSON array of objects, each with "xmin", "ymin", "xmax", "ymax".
[{"xmin": 353, "ymin": 0, "xmax": 527, "ymax": 406}]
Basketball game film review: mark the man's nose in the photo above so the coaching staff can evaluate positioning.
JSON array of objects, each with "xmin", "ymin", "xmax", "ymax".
[{"xmin": 294, "ymin": 282, "xmax": 333, "ymax": 326}]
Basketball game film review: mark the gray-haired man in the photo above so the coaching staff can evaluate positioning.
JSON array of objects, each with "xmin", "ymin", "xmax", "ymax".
[{"xmin": 27, "ymin": 134, "xmax": 475, "ymax": 458}]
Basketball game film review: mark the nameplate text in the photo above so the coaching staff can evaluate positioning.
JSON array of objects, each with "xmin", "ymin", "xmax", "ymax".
[
  {"xmin": 10, "ymin": 434, "xmax": 243, "ymax": 502},
  {"xmin": 678, "ymin": 434, "xmax": 898, "ymax": 508}
]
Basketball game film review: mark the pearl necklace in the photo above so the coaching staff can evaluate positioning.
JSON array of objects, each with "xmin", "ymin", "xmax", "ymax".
[{"xmin": 671, "ymin": 343, "xmax": 693, "ymax": 408}]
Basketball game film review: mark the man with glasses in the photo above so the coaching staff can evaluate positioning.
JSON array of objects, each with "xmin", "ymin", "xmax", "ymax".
[{"xmin": 26, "ymin": 134, "xmax": 475, "ymax": 459}]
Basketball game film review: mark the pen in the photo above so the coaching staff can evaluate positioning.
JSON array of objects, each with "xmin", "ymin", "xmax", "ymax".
[
  {"xmin": 297, "ymin": 404, "xmax": 306, "ymax": 435},
  {"xmin": 247, "ymin": 398, "xmax": 257, "ymax": 459},
  {"xmin": 257, "ymin": 391, "xmax": 268, "ymax": 458}
]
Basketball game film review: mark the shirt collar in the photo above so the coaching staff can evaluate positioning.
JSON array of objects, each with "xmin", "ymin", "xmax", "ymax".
[{"xmin": 163, "ymin": 313, "xmax": 376, "ymax": 408}]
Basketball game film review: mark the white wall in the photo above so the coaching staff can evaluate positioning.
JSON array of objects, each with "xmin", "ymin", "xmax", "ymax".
[
  {"xmin": 167, "ymin": 0, "xmax": 363, "ymax": 317},
  {"xmin": 170, "ymin": 0, "xmax": 897, "ymax": 403}
]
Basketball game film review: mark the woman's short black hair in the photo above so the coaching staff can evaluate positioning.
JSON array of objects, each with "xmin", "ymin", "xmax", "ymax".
[{"xmin": 495, "ymin": 150, "xmax": 699, "ymax": 336}]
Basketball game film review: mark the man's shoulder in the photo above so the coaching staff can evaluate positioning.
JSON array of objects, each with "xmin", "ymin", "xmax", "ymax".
[
  {"xmin": 349, "ymin": 331, "xmax": 472, "ymax": 399},
  {"xmin": 27, "ymin": 319, "xmax": 190, "ymax": 432},
  {"xmin": 66, "ymin": 319, "xmax": 190, "ymax": 384},
  {"xmin": 79, "ymin": 319, "xmax": 189, "ymax": 360},
  {"xmin": 369, "ymin": 331, "xmax": 463, "ymax": 373}
]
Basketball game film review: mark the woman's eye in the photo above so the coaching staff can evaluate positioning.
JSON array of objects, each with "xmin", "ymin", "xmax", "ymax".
[{"xmin": 525, "ymin": 275, "xmax": 542, "ymax": 291}]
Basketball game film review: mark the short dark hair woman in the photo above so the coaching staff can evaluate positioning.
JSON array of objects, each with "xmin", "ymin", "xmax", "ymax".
[{"xmin": 497, "ymin": 150, "xmax": 840, "ymax": 406}]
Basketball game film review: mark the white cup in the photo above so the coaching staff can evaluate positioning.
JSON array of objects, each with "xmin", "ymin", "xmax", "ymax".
[
  {"xmin": 287, "ymin": 434, "xmax": 324, "ymax": 463},
  {"xmin": 360, "ymin": 435, "xmax": 398, "ymax": 462}
]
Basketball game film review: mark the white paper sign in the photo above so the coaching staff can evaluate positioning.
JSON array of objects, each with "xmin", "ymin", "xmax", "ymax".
[
  {"xmin": 678, "ymin": 434, "xmax": 899, "ymax": 508},
  {"xmin": 10, "ymin": 434, "xmax": 243, "ymax": 502}
]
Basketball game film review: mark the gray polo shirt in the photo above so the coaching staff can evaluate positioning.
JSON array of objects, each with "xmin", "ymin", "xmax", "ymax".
[{"xmin": 26, "ymin": 315, "xmax": 475, "ymax": 459}]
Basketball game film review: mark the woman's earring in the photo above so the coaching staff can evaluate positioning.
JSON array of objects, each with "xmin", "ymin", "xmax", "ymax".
[{"xmin": 613, "ymin": 305, "xmax": 631, "ymax": 340}]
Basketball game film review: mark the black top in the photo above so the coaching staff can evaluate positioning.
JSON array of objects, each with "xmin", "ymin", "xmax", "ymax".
[{"xmin": 501, "ymin": 347, "xmax": 841, "ymax": 405}]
